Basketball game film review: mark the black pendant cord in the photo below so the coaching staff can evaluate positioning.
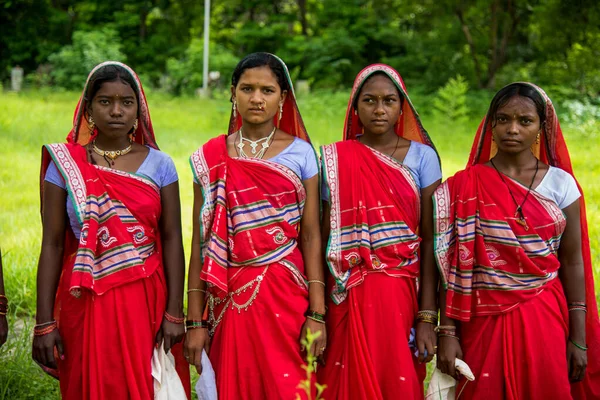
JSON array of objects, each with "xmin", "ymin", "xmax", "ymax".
[
  {"xmin": 490, "ymin": 157, "xmax": 539, "ymax": 228},
  {"xmin": 358, "ymin": 133, "xmax": 400, "ymax": 159}
]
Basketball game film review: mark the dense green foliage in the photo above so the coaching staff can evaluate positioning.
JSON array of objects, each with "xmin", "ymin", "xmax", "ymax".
[{"xmin": 2, "ymin": 0, "xmax": 600, "ymax": 96}]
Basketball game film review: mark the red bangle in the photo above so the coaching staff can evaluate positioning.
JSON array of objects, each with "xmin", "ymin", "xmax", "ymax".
[
  {"xmin": 34, "ymin": 320, "xmax": 58, "ymax": 336},
  {"xmin": 164, "ymin": 312, "xmax": 185, "ymax": 324}
]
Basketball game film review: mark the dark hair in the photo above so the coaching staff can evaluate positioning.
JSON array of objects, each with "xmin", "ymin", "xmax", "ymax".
[
  {"xmin": 231, "ymin": 53, "xmax": 290, "ymax": 94},
  {"xmin": 487, "ymin": 83, "xmax": 546, "ymax": 127},
  {"xmin": 353, "ymin": 71, "xmax": 404, "ymax": 110},
  {"xmin": 85, "ymin": 64, "xmax": 140, "ymax": 113}
]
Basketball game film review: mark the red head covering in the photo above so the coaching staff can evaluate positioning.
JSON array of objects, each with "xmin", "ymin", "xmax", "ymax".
[
  {"xmin": 67, "ymin": 61, "xmax": 158, "ymax": 149},
  {"xmin": 468, "ymin": 82, "xmax": 599, "ymax": 392},
  {"xmin": 227, "ymin": 54, "xmax": 311, "ymax": 143},
  {"xmin": 343, "ymin": 63, "xmax": 437, "ymax": 153}
]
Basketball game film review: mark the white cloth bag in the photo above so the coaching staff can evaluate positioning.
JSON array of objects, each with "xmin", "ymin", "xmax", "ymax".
[
  {"xmin": 152, "ymin": 344, "xmax": 188, "ymax": 400},
  {"xmin": 195, "ymin": 350, "xmax": 218, "ymax": 400},
  {"xmin": 425, "ymin": 358, "xmax": 475, "ymax": 400}
]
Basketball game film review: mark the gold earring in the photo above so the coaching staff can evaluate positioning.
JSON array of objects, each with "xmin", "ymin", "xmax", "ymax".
[
  {"xmin": 133, "ymin": 119, "xmax": 138, "ymax": 131},
  {"xmin": 88, "ymin": 116, "xmax": 95, "ymax": 131},
  {"xmin": 279, "ymin": 102, "xmax": 283, "ymax": 120},
  {"xmin": 536, "ymin": 132, "xmax": 541, "ymax": 144},
  {"xmin": 232, "ymin": 100, "xmax": 237, "ymax": 118}
]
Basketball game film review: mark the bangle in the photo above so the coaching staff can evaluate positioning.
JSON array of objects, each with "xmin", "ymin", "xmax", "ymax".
[
  {"xmin": 187, "ymin": 288, "xmax": 206, "ymax": 294},
  {"xmin": 186, "ymin": 320, "xmax": 209, "ymax": 330},
  {"xmin": 569, "ymin": 338, "xmax": 588, "ymax": 351},
  {"xmin": 307, "ymin": 280, "xmax": 325, "ymax": 287},
  {"xmin": 0, "ymin": 294, "xmax": 7, "ymax": 302},
  {"xmin": 568, "ymin": 302, "xmax": 586, "ymax": 307},
  {"xmin": 34, "ymin": 320, "xmax": 58, "ymax": 336},
  {"xmin": 416, "ymin": 310, "xmax": 438, "ymax": 325},
  {"xmin": 569, "ymin": 306, "xmax": 587, "ymax": 313},
  {"xmin": 305, "ymin": 310, "xmax": 326, "ymax": 323},
  {"xmin": 438, "ymin": 333, "xmax": 460, "ymax": 341},
  {"xmin": 436, "ymin": 325, "xmax": 457, "ymax": 331},
  {"xmin": 164, "ymin": 312, "xmax": 185, "ymax": 324}
]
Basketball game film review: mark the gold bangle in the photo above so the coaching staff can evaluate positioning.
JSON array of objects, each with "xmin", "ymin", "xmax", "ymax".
[
  {"xmin": 187, "ymin": 288, "xmax": 206, "ymax": 294},
  {"xmin": 306, "ymin": 315, "xmax": 326, "ymax": 324},
  {"xmin": 307, "ymin": 280, "xmax": 325, "ymax": 287}
]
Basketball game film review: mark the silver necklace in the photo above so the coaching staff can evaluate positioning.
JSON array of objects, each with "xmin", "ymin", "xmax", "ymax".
[{"xmin": 237, "ymin": 127, "xmax": 276, "ymax": 159}]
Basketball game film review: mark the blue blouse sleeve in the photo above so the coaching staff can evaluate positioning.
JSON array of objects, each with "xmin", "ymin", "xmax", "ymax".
[
  {"xmin": 45, "ymin": 160, "xmax": 66, "ymax": 189},
  {"xmin": 302, "ymin": 145, "xmax": 319, "ymax": 181},
  {"xmin": 159, "ymin": 154, "xmax": 179, "ymax": 188},
  {"xmin": 418, "ymin": 145, "xmax": 442, "ymax": 189}
]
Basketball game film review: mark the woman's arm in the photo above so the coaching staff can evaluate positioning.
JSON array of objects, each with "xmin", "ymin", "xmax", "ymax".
[
  {"xmin": 32, "ymin": 182, "xmax": 67, "ymax": 367},
  {"xmin": 157, "ymin": 181, "xmax": 186, "ymax": 352},
  {"xmin": 184, "ymin": 183, "xmax": 210, "ymax": 374},
  {"xmin": 558, "ymin": 200, "xmax": 587, "ymax": 382},
  {"xmin": 300, "ymin": 174, "xmax": 327, "ymax": 359},
  {"xmin": 415, "ymin": 179, "xmax": 441, "ymax": 363}
]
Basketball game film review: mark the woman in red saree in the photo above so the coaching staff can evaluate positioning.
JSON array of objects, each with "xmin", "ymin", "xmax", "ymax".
[
  {"xmin": 33, "ymin": 61, "xmax": 190, "ymax": 399},
  {"xmin": 319, "ymin": 64, "xmax": 442, "ymax": 399},
  {"xmin": 184, "ymin": 53, "xmax": 326, "ymax": 399},
  {"xmin": 435, "ymin": 82, "xmax": 599, "ymax": 399}
]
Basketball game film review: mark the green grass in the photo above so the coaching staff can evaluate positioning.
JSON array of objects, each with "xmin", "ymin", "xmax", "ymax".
[{"xmin": 0, "ymin": 89, "xmax": 598, "ymax": 398}]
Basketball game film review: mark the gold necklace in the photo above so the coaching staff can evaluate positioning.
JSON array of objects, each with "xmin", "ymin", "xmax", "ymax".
[{"xmin": 92, "ymin": 140, "xmax": 133, "ymax": 160}]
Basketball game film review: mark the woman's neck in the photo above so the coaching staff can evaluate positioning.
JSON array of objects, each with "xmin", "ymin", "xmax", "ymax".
[
  {"xmin": 359, "ymin": 129, "xmax": 397, "ymax": 148},
  {"xmin": 93, "ymin": 134, "xmax": 131, "ymax": 150},
  {"xmin": 492, "ymin": 150, "xmax": 537, "ymax": 172},
  {"xmin": 241, "ymin": 121, "xmax": 276, "ymax": 141}
]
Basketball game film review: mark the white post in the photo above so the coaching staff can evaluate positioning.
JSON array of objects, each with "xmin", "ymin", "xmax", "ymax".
[{"xmin": 202, "ymin": 0, "xmax": 211, "ymax": 96}]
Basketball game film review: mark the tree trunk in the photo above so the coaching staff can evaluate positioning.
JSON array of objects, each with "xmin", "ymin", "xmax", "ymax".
[
  {"xmin": 297, "ymin": 0, "xmax": 308, "ymax": 35},
  {"xmin": 455, "ymin": 7, "xmax": 483, "ymax": 88}
]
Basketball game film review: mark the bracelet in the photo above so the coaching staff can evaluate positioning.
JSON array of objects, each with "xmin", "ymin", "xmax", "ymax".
[
  {"xmin": 417, "ymin": 316, "xmax": 438, "ymax": 325},
  {"xmin": 34, "ymin": 320, "xmax": 58, "ymax": 336},
  {"xmin": 0, "ymin": 294, "xmax": 7, "ymax": 302},
  {"xmin": 416, "ymin": 310, "xmax": 438, "ymax": 325},
  {"xmin": 569, "ymin": 338, "xmax": 588, "ymax": 351},
  {"xmin": 304, "ymin": 310, "xmax": 326, "ymax": 323},
  {"xmin": 438, "ymin": 333, "xmax": 460, "ymax": 341},
  {"xmin": 186, "ymin": 320, "xmax": 209, "ymax": 330},
  {"xmin": 307, "ymin": 280, "xmax": 326, "ymax": 287},
  {"xmin": 187, "ymin": 288, "xmax": 206, "ymax": 294},
  {"xmin": 568, "ymin": 301, "xmax": 586, "ymax": 307},
  {"xmin": 164, "ymin": 312, "xmax": 185, "ymax": 324},
  {"xmin": 569, "ymin": 306, "xmax": 588, "ymax": 313},
  {"xmin": 436, "ymin": 325, "xmax": 457, "ymax": 332}
]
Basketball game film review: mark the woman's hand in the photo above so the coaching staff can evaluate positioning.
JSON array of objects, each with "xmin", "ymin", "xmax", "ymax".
[
  {"xmin": 300, "ymin": 318, "xmax": 327, "ymax": 363},
  {"xmin": 32, "ymin": 329, "xmax": 64, "ymax": 369},
  {"xmin": 437, "ymin": 335, "xmax": 463, "ymax": 379},
  {"xmin": 0, "ymin": 315, "xmax": 7, "ymax": 347},
  {"xmin": 184, "ymin": 328, "xmax": 211, "ymax": 374},
  {"xmin": 156, "ymin": 319, "xmax": 185, "ymax": 354},
  {"xmin": 567, "ymin": 340, "xmax": 587, "ymax": 382},
  {"xmin": 415, "ymin": 321, "xmax": 437, "ymax": 363}
]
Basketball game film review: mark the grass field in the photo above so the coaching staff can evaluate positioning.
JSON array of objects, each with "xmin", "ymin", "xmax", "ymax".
[{"xmin": 0, "ymin": 89, "xmax": 598, "ymax": 398}]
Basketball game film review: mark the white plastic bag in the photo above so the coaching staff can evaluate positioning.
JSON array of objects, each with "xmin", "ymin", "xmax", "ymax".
[
  {"xmin": 152, "ymin": 343, "xmax": 188, "ymax": 400},
  {"xmin": 425, "ymin": 358, "xmax": 475, "ymax": 400},
  {"xmin": 195, "ymin": 350, "xmax": 218, "ymax": 400}
]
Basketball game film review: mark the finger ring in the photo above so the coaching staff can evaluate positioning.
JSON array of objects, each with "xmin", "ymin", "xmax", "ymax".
[
  {"xmin": 184, "ymin": 355, "xmax": 190, "ymax": 359},
  {"xmin": 320, "ymin": 347, "xmax": 326, "ymax": 353},
  {"xmin": 434, "ymin": 346, "xmax": 438, "ymax": 350}
]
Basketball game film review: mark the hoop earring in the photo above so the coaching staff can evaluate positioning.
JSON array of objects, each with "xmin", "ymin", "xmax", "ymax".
[
  {"xmin": 88, "ymin": 116, "xmax": 95, "ymax": 132},
  {"xmin": 278, "ymin": 102, "xmax": 283, "ymax": 121},
  {"xmin": 232, "ymin": 100, "xmax": 237, "ymax": 118}
]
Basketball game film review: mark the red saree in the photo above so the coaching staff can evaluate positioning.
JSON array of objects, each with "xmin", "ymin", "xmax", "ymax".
[
  {"xmin": 434, "ymin": 82, "xmax": 600, "ymax": 399},
  {"xmin": 39, "ymin": 62, "xmax": 190, "ymax": 399},
  {"xmin": 319, "ymin": 64, "xmax": 438, "ymax": 400},
  {"xmin": 190, "ymin": 54, "xmax": 314, "ymax": 400}
]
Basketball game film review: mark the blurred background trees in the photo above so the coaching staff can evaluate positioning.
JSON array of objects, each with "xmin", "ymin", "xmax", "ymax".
[{"xmin": 1, "ymin": 0, "xmax": 599, "ymax": 99}]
